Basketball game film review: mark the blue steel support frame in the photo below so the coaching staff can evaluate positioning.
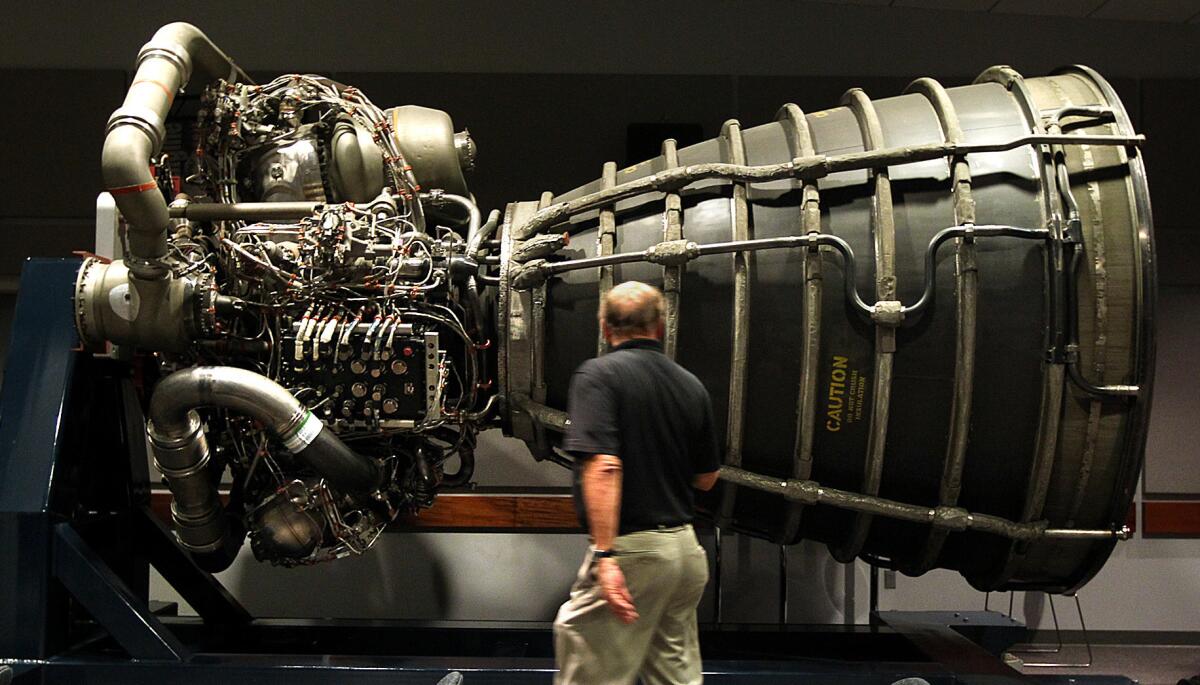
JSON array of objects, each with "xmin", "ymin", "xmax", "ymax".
[
  {"xmin": 53, "ymin": 522, "xmax": 187, "ymax": 660},
  {"xmin": 0, "ymin": 258, "xmax": 196, "ymax": 664},
  {"xmin": 0, "ymin": 259, "xmax": 82, "ymax": 660}
]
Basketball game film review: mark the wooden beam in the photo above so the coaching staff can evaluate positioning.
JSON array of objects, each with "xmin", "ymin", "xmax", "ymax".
[
  {"xmin": 149, "ymin": 492, "xmax": 582, "ymax": 533},
  {"xmin": 396, "ymin": 494, "xmax": 580, "ymax": 531}
]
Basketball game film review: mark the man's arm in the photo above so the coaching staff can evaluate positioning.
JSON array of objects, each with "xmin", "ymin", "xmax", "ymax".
[
  {"xmin": 693, "ymin": 470, "xmax": 719, "ymax": 491},
  {"xmin": 581, "ymin": 453, "xmax": 638, "ymax": 624},
  {"xmin": 582, "ymin": 453, "xmax": 623, "ymax": 553},
  {"xmin": 692, "ymin": 392, "xmax": 722, "ymax": 491}
]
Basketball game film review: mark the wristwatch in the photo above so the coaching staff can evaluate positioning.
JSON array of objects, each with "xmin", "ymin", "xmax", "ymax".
[{"xmin": 592, "ymin": 548, "xmax": 618, "ymax": 559}]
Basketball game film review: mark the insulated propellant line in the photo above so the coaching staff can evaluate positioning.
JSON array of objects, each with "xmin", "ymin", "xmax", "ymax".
[
  {"xmin": 511, "ymin": 225, "xmax": 1050, "ymax": 325},
  {"xmin": 597, "ymin": 163, "xmax": 618, "ymax": 356},
  {"xmin": 832, "ymin": 87, "xmax": 896, "ymax": 564},
  {"xmin": 529, "ymin": 191, "xmax": 555, "ymax": 460},
  {"xmin": 776, "ymin": 102, "xmax": 822, "ymax": 546},
  {"xmin": 715, "ymin": 120, "xmax": 753, "ymax": 528},
  {"xmin": 661, "ymin": 139, "xmax": 684, "ymax": 361},
  {"xmin": 510, "ymin": 132, "xmax": 1144, "ymax": 241},
  {"xmin": 974, "ymin": 64, "xmax": 1068, "ymax": 590},
  {"xmin": 718, "ymin": 466, "xmax": 1131, "ymax": 542},
  {"xmin": 905, "ymin": 76, "xmax": 979, "ymax": 576}
]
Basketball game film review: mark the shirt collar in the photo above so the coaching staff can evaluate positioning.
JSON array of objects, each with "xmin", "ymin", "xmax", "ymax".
[{"xmin": 611, "ymin": 337, "xmax": 663, "ymax": 353}]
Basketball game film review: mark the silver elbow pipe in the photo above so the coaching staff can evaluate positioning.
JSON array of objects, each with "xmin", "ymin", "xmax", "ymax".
[
  {"xmin": 468, "ymin": 208, "xmax": 501, "ymax": 257},
  {"xmin": 444, "ymin": 193, "xmax": 481, "ymax": 244},
  {"xmin": 103, "ymin": 23, "xmax": 248, "ymax": 277},
  {"xmin": 425, "ymin": 192, "xmax": 481, "ymax": 246},
  {"xmin": 101, "ymin": 126, "xmax": 169, "ymax": 263},
  {"xmin": 147, "ymin": 367, "xmax": 381, "ymax": 554},
  {"xmin": 152, "ymin": 22, "xmax": 250, "ymax": 85},
  {"xmin": 149, "ymin": 366, "xmax": 308, "ymax": 438}
]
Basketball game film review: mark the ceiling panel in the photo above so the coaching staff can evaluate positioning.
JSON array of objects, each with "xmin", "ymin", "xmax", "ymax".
[
  {"xmin": 1089, "ymin": 0, "xmax": 1200, "ymax": 22},
  {"xmin": 891, "ymin": 0, "xmax": 997, "ymax": 10},
  {"xmin": 803, "ymin": 0, "xmax": 1200, "ymax": 22},
  {"xmin": 991, "ymin": 0, "xmax": 1108, "ymax": 17}
]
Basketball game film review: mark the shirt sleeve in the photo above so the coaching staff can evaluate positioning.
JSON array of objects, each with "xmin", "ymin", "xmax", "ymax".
[
  {"xmin": 562, "ymin": 366, "xmax": 621, "ymax": 458},
  {"xmin": 694, "ymin": 394, "xmax": 722, "ymax": 474}
]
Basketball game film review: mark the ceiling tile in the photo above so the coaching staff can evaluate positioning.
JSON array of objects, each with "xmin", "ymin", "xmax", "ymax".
[
  {"xmin": 990, "ymin": 0, "xmax": 1108, "ymax": 17},
  {"xmin": 1090, "ymin": 0, "xmax": 1200, "ymax": 22},
  {"xmin": 800, "ymin": 0, "xmax": 893, "ymax": 5},
  {"xmin": 891, "ymin": 0, "xmax": 997, "ymax": 9}
]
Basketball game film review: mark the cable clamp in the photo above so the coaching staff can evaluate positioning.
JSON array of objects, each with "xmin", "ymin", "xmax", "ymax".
[
  {"xmin": 870, "ymin": 300, "xmax": 904, "ymax": 327},
  {"xmin": 646, "ymin": 239, "xmax": 701, "ymax": 267}
]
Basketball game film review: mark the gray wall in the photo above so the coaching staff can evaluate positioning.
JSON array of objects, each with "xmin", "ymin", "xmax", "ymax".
[
  {"xmin": 2, "ymin": 1, "xmax": 1198, "ymax": 631},
  {"xmin": 151, "ymin": 434, "xmax": 872, "ymax": 626},
  {"xmin": 4, "ymin": 1, "xmax": 1200, "ymax": 77}
]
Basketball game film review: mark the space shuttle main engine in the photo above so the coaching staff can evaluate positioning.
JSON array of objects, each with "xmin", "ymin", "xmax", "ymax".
[{"xmin": 74, "ymin": 23, "xmax": 1152, "ymax": 592}]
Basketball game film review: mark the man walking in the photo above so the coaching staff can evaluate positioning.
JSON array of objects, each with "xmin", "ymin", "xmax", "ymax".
[{"xmin": 554, "ymin": 281, "xmax": 720, "ymax": 685}]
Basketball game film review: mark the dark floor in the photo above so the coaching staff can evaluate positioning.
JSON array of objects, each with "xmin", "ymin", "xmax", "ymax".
[{"xmin": 1010, "ymin": 644, "xmax": 1200, "ymax": 685}]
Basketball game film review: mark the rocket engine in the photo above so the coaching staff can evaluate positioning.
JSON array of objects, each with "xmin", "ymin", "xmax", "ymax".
[{"xmin": 74, "ymin": 23, "xmax": 1153, "ymax": 592}]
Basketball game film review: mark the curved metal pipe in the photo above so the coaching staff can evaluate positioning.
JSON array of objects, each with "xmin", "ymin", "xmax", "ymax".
[
  {"xmin": 103, "ymin": 23, "xmax": 248, "ymax": 277},
  {"xmin": 434, "ymin": 193, "xmax": 481, "ymax": 246},
  {"xmin": 169, "ymin": 200, "xmax": 320, "ymax": 222},
  {"xmin": 147, "ymin": 367, "xmax": 381, "ymax": 559},
  {"xmin": 150, "ymin": 366, "xmax": 380, "ymax": 494},
  {"xmin": 440, "ymin": 445, "xmax": 476, "ymax": 488},
  {"xmin": 469, "ymin": 208, "xmax": 501, "ymax": 256}
]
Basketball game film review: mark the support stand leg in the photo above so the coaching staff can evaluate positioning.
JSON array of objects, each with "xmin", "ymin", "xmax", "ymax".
[
  {"xmin": 136, "ymin": 507, "xmax": 251, "ymax": 626},
  {"xmin": 1010, "ymin": 593, "xmax": 1093, "ymax": 668},
  {"xmin": 52, "ymin": 523, "xmax": 187, "ymax": 661},
  {"xmin": 778, "ymin": 544, "xmax": 788, "ymax": 626}
]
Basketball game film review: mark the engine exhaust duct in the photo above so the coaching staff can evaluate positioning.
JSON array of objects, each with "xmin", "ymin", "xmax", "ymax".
[
  {"xmin": 498, "ymin": 66, "xmax": 1154, "ymax": 593},
  {"xmin": 148, "ymin": 366, "xmax": 381, "ymax": 567}
]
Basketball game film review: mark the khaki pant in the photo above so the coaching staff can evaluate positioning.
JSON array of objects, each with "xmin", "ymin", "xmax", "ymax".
[{"xmin": 554, "ymin": 524, "xmax": 709, "ymax": 685}]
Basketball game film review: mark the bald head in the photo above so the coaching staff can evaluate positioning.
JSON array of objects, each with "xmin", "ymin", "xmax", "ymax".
[{"xmin": 600, "ymin": 281, "xmax": 664, "ymax": 343}]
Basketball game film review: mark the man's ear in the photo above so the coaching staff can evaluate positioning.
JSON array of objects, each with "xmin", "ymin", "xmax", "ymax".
[
  {"xmin": 657, "ymin": 320, "xmax": 665, "ymax": 340},
  {"xmin": 600, "ymin": 320, "xmax": 610, "ymax": 345}
]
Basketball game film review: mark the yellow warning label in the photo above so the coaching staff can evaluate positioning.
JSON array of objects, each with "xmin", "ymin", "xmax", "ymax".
[{"xmin": 825, "ymin": 355, "xmax": 867, "ymax": 432}]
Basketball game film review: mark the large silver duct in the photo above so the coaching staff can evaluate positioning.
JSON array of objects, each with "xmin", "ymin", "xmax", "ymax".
[{"xmin": 148, "ymin": 366, "xmax": 380, "ymax": 567}]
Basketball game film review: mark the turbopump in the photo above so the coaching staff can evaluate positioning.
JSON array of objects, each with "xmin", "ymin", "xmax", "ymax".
[{"xmin": 75, "ymin": 22, "xmax": 1155, "ymax": 594}]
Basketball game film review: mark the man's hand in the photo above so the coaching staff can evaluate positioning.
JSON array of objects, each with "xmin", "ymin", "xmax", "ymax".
[
  {"xmin": 595, "ymin": 557, "xmax": 638, "ymax": 624},
  {"xmin": 693, "ymin": 470, "xmax": 719, "ymax": 491}
]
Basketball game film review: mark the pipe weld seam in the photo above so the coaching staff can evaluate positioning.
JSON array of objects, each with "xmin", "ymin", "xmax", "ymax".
[
  {"xmin": 933, "ymin": 506, "xmax": 971, "ymax": 531},
  {"xmin": 137, "ymin": 40, "xmax": 193, "ymax": 82},
  {"xmin": 147, "ymin": 412, "xmax": 203, "ymax": 447},
  {"xmin": 106, "ymin": 106, "xmax": 167, "ymax": 150},
  {"xmin": 153, "ymin": 449, "xmax": 211, "ymax": 480},
  {"xmin": 169, "ymin": 501, "xmax": 222, "ymax": 526}
]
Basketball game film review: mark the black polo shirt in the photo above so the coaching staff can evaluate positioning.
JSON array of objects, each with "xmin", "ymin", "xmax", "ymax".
[{"xmin": 563, "ymin": 337, "xmax": 721, "ymax": 535}]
